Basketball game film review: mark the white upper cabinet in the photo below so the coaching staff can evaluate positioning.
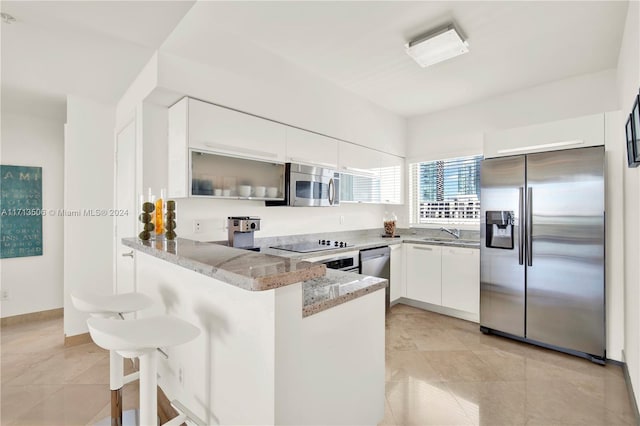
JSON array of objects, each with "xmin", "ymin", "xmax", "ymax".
[
  {"xmin": 285, "ymin": 127, "xmax": 338, "ymax": 169},
  {"xmin": 339, "ymin": 142, "xmax": 383, "ymax": 173},
  {"xmin": 484, "ymin": 113, "xmax": 605, "ymax": 158},
  {"xmin": 338, "ymin": 142, "xmax": 403, "ymax": 204},
  {"xmin": 188, "ymin": 98, "xmax": 286, "ymax": 162}
]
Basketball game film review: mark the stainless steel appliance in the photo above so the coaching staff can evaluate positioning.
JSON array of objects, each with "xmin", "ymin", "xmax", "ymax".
[
  {"xmin": 480, "ymin": 146, "xmax": 605, "ymax": 363},
  {"xmin": 227, "ymin": 216, "xmax": 261, "ymax": 250},
  {"xmin": 265, "ymin": 163, "xmax": 339, "ymax": 207},
  {"xmin": 270, "ymin": 239, "xmax": 352, "ymax": 253},
  {"xmin": 320, "ymin": 252, "xmax": 360, "ymax": 273},
  {"xmin": 360, "ymin": 246, "xmax": 391, "ymax": 310}
]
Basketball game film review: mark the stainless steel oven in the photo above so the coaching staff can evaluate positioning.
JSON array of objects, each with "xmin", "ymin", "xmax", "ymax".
[
  {"xmin": 266, "ymin": 163, "xmax": 339, "ymax": 207},
  {"xmin": 321, "ymin": 253, "xmax": 359, "ymax": 272}
]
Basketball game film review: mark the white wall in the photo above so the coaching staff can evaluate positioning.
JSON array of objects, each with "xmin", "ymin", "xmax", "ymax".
[
  {"xmin": 64, "ymin": 96, "xmax": 115, "ymax": 336},
  {"xmin": 0, "ymin": 112, "xmax": 64, "ymax": 317},
  {"xmin": 617, "ymin": 0, "xmax": 640, "ymax": 409},
  {"xmin": 174, "ymin": 198, "xmax": 394, "ymax": 242}
]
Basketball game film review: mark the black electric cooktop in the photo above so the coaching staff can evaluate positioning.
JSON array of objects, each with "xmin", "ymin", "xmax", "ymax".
[{"xmin": 270, "ymin": 239, "xmax": 353, "ymax": 253}]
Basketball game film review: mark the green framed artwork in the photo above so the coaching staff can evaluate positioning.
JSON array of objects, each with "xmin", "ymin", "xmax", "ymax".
[{"xmin": 0, "ymin": 165, "xmax": 43, "ymax": 258}]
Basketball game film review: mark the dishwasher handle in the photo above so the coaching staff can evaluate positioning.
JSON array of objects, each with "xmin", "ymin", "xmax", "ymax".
[{"xmin": 359, "ymin": 246, "xmax": 391, "ymax": 261}]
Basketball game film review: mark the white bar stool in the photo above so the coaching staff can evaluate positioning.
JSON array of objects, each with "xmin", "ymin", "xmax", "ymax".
[
  {"xmin": 71, "ymin": 291, "xmax": 154, "ymax": 425},
  {"xmin": 87, "ymin": 315, "xmax": 202, "ymax": 426}
]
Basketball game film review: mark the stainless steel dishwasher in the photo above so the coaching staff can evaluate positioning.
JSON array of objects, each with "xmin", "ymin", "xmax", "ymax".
[{"xmin": 360, "ymin": 246, "xmax": 391, "ymax": 310}]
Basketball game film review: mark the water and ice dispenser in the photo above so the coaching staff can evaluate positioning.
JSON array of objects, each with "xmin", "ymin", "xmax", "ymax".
[{"xmin": 486, "ymin": 211, "xmax": 514, "ymax": 249}]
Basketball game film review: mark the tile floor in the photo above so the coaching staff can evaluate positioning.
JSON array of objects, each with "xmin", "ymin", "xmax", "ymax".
[
  {"xmin": 383, "ymin": 304, "xmax": 636, "ymax": 426},
  {"xmin": 1, "ymin": 304, "xmax": 637, "ymax": 425}
]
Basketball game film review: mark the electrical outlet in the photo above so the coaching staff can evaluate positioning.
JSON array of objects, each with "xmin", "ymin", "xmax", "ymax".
[
  {"xmin": 193, "ymin": 220, "xmax": 202, "ymax": 233},
  {"xmin": 339, "ymin": 215, "xmax": 345, "ymax": 225},
  {"xmin": 0, "ymin": 291, "xmax": 8, "ymax": 301},
  {"xmin": 178, "ymin": 367, "xmax": 184, "ymax": 386}
]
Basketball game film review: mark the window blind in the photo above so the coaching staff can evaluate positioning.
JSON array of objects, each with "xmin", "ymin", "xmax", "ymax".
[
  {"xmin": 409, "ymin": 155, "xmax": 482, "ymax": 225},
  {"xmin": 340, "ymin": 164, "xmax": 402, "ymax": 204}
]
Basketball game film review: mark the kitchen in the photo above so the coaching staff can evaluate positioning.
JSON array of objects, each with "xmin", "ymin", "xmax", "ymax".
[{"xmin": 1, "ymin": 1, "xmax": 639, "ymax": 425}]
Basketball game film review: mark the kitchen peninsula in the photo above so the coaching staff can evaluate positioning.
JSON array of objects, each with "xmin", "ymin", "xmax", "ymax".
[{"xmin": 122, "ymin": 237, "xmax": 386, "ymax": 425}]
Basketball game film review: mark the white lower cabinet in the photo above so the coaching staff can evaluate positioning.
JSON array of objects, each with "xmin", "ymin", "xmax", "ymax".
[
  {"xmin": 404, "ymin": 243, "xmax": 480, "ymax": 319},
  {"xmin": 441, "ymin": 246, "xmax": 480, "ymax": 315},
  {"xmin": 405, "ymin": 244, "xmax": 442, "ymax": 305},
  {"xmin": 389, "ymin": 244, "xmax": 405, "ymax": 302}
]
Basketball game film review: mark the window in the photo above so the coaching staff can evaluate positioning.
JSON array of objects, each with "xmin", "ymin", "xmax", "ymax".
[{"xmin": 409, "ymin": 155, "xmax": 482, "ymax": 225}]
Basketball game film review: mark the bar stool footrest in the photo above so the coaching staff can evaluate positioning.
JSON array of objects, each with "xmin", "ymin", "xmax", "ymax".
[
  {"xmin": 123, "ymin": 371, "xmax": 139, "ymax": 385},
  {"xmin": 170, "ymin": 400, "xmax": 206, "ymax": 426}
]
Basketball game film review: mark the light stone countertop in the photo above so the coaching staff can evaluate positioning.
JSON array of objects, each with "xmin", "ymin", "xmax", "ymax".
[
  {"xmin": 302, "ymin": 269, "xmax": 387, "ymax": 317},
  {"xmin": 123, "ymin": 228, "xmax": 476, "ymax": 317},
  {"xmin": 123, "ymin": 237, "xmax": 388, "ymax": 317},
  {"xmin": 122, "ymin": 237, "xmax": 326, "ymax": 291},
  {"xmin": 261, "ymin": 234, "xmax": 479, "ymax": 260}
]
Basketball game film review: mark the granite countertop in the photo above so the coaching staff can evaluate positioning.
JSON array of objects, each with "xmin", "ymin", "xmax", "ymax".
[
  {"xmin": 301, "ymin": 269, "xmax": 387, "ymax": 317},
  {"xmin": 123, "ymin": 228, "xmax": 476, "ymax": 317},
  {"xmin": 261, "ymin": 234, "xmax": 479, "ymax": 260},
  {"xmin": 123, "ymin": 237, "xmax": 326, "ymax": 291}
]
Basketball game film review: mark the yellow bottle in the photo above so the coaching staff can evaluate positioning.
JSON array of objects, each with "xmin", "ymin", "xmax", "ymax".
[{"xmin": 155, "ymin": 189, "xmax": 165, "ymax": 235}]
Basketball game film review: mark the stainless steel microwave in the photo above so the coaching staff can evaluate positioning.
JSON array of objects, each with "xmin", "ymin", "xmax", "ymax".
[{"xmin": 266, "ymin": 163, "xmax": 340, "ymax": 207}]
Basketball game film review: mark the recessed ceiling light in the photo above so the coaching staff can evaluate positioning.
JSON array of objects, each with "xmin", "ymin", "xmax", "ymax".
[
  {"xmin": 406, "ymin": 23, "xmax": 469, "ymax": 68},
  {"xmin": 1, "ymin": 12, "xmax": 16, "ymax": 24}
]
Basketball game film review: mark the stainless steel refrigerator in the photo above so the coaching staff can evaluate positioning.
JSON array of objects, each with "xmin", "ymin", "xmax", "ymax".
[{"xmin": 479, "ymin": 146, "xmax": 605, "ymax": 363}]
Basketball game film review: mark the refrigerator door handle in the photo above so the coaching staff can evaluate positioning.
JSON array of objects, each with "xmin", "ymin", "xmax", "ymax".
[
  {"xmin": 519, "ymin": 187, "xmax": 525, "ymax": 265},
  {"xmin": 527, "ymin": 187, "xmax": 533, "ymax": 266}
]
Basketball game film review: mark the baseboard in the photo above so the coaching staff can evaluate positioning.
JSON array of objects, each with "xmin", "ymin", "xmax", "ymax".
[
  {"xmin": 1, "ymin": 307, "xmax": 63, "ymax": 327},
  {"xmin": 621, "ymin": 350, "xmax": 640, "ymax": 425},
  {"xmin": 394, "ymin": 298, "xmax": 479, "ymax": 323},
  {"xmin": 64, "ymin": 332, "xmax": 92, "ymax": 347}
]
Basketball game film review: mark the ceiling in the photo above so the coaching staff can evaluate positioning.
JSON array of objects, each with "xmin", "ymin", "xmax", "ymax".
[
  {"xmin": 1, "ymin": 1, "xmax": 195, "ymax": 120},
  {"xmin": 0, "ymin": 1, "xmax": 630, "ymax": 121},
  {"xmin": 160, "ymin": 1, "xmax": 628, "ymax": 117}
]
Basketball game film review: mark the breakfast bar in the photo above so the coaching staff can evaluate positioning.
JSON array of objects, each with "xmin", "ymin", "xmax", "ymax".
[{"xmin": 122, "ymin": 237, "xmax": 387, "ymax": 425}]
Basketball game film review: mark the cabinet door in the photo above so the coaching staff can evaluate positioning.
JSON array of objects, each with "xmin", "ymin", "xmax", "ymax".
[
  {"xmin": 405, "ymin": 244, "xmax": 441, "ymax": 305},
  {"xmin": 339, "ymin": 142, "xmax": 386, "ymax": 174},
  {"xmin": 339, "ymin": 142, "xmax": 403, "ymax": 204},
  {"xmin": 188, "ymin": 98, "xmax": 286, "ymax": 162},
  {"xmin": 484, "ymin": 113, "xmax": 604, "ymax": 158},
  {"xmin": 389, "ymin": 244, "xmax": 405, "ymax": 302},
  {"xmin": 285, "ymin": 127, "xmax": 338, "ymax": 169},
  {"xmin": 441, "ymin": 247, "xmax": 479, "ymax": 314}
]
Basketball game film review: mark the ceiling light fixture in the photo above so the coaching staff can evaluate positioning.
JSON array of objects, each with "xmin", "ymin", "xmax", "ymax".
[
  {"xmin": 406, "ymin": 23, "xmax": 469, "ymax": 68},
  {"xmin": 1, "ymin": 12, "xmax": 16, "ymax": 24}
]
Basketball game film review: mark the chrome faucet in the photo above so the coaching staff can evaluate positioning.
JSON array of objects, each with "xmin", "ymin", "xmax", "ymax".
[{"xmin": 440, "ymin": 227, "xmax": 461, "ymax": 239}]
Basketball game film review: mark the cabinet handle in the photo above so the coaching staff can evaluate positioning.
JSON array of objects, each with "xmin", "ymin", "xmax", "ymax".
[
  {"xmin": 413, "ymin": 246, "xmax": 433, "ymax": 251},
  {"xmin": 122, "ymin": 251, "xmax": 134, "ymax": 258},
  {"xmin": 200, "ymin": 141, "xmax": 279, "ymax": 159},
  {"xmin": 448, "ymin": 249, "xmax": 473, "ymax": 255}
]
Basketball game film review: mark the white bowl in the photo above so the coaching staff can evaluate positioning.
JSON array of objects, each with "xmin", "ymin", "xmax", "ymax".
[
  {"xmin": 266, "ymin": 187, "xmax": 278, "ymax": 198},
  {"xmin": 254, "ymin": 186, "xmax": 266, "ymax": 197},
  {"xmin": 238, "ymin": 185, "xmax": 252, "ymax": 197}
]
